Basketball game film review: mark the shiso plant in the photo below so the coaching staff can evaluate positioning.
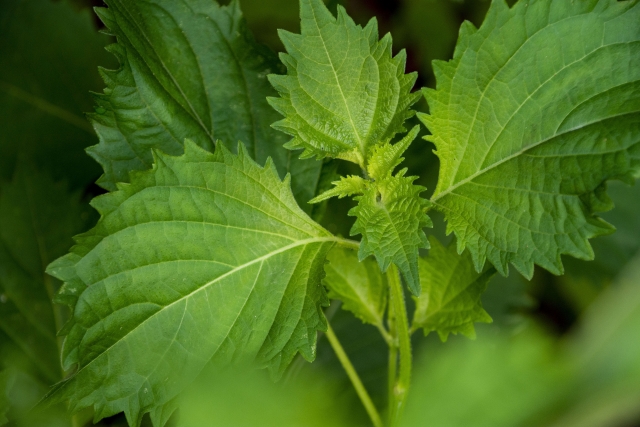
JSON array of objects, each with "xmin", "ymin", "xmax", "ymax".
[{"xmin": 1, "ymin": 0, "xmax": 639, "ymax": 426}]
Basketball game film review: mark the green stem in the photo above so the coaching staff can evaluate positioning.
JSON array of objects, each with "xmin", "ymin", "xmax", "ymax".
[
  {"xmin": 387, "ymin": 283, "xmax": 398, "ymax": 424},
  {"xmin": 334, "ymin": 237, "xmax": 361, "ymax": 251},
  {"xmin": 326, "ymin": 323, "xmax": 383, "ymax": 427},
  {"xmin": 387, "ymin": 264, "xmax": 412, "ymax": 426}
]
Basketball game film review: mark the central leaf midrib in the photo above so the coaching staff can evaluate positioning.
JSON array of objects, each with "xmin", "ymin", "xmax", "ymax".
[
  {"xmin": 432, "ymin": 107, "xmax": 640, "ymax": 203},
  {"xmin": 113, "ymin": 0, "xmax": 215, "ymax": 145},
  {"xmin": 308, "ymin": 5, "xmax": 365, "ymax": 155}
]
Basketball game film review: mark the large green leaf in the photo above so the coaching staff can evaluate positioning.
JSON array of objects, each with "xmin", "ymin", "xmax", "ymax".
[
  {"xmin": 323, "ymin": 247, "xmax": 387, "ymax": 329},
  {"xmin": 0, "ymin": 0, "xmax": 113, "ymax": 188},
  {"xmin": 267, "ymin": 0, "xmax": 420, "ymax": 166},
  {"xmin": 45, "ymin": 142, "xmax": 340, "ymax": 426},
  {"xmin": 0, "ymin": 164, "xmax": 91, "ymax": 385},
  {"xmin": 89, "ymin": 0, "xmax": 322, "ymax": 209},
  {"xmin": 412, "ymin": 237, "xmax": 494, "ymax": 341},
  {"xmin": 420, "ymin": 0, "xmax": 640, "ymax": 278}
]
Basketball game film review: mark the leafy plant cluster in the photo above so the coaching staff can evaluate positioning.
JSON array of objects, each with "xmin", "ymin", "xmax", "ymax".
[{"xmin": 0, "ymin": 0, "xmax": 639, "ymax": 426}]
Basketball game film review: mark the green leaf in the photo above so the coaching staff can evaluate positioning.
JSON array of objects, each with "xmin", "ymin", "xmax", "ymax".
[
  {"xmin": 323, "ymin": 247, "xmax": 387, "ymax": 328},
  {"xmin": 89, "ymin": 0, "xmax": 322, "ymax": 209},
  {"xmin": 310, "ymin": 125, "xmax": 430, "ymax": 295},
  {"xmin": 309, "ymin": 175, "xmax": 367, "ymax": 204},
  {"xmin": 412, "ymin": 237, "xmax": 494, "ymax": 342},
  {"xmin": 420, "ymin": 0, "xmax": 640, "ymax": 278},
  {"xmin": 267, "ymin": 0, "xmax": 420, "ymax": 166},
  {"xmin": 0, "ymin": 370, "xmax": 7, "ymax": 426},
  {"xmin": 0, "ymin": 0, "xmax": 113, "ymax": 188},
  {"xmin": 0, "ymin": 163, "xmax": 92, "ymax": 385},
  {"xmin": 45, "ymin": 141, "xmax": 339, "ymax": 426}
]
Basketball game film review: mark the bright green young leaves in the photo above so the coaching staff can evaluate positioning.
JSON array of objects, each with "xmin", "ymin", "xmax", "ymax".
[
  {"xmin": 267, "ymin": 0, "xmax": 420, "ymax": 166},
  {"xmin": 90, "ymin": 0, "xmax": 322, "ymax": 208},
  {"xmin": 411, "ymin": 238, "xmax": 494, "ymax": 341},
  {"xmin": 314, "ymin": 126, "xmax": 430, "ymax": 295},
  {"xmin": 420, "ymin": 0, "xmax": 640, "ymax": 278},
  {"xmin": 323, "ymin": 247, "xmax": 387, "ymax": 329},
  {"xmin": 45, "ymin": 142, "xmax": 339, "ymax": 427}
]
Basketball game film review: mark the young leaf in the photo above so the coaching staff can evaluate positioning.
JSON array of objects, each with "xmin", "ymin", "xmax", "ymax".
[
  {"xmin": 0, "ymin": 163, "xmax": 92, "ymax": 384},
  {"xmin": 0, "ymin": 0, "xmax": 113, "ymax": 188},
  {"xmin": 420, "ymin": 0, "xmax": 640, "ymax": 278},
  {"xmin": 267, "ymin": 0, "xmax": 420, "ymax": 166},
  {"xmin": 323, "ymin": 247, "xmax": 387, "ymax": 328},
  {"xmin": 45, "ymin": 142, "xmax": 339, "ymax": 426},
  {"xmin": 309, "ymin": 175, "xmax": 367, "ymax": 204},
  {"xmin": 412, "ymin": 237, "xmax": 494, "ymax": 341},
  {"xmin": 89, "ymin": 0, "xmax": 322, "ymax": 208}
]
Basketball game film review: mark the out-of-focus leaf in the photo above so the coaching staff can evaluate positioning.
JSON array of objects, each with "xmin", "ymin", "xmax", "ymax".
[
  {"xmin": 177, "ymin": 367, "xmax": 350, "ymax": 427},
  {"xmin": 0, "ymin": 0, "xmax": 113, "ymax": 188},
  {"xmin": 403, "ymin": 326, "xmax": 569, "ymax": 427},
  {"xmin": 552, "ymin": 255, "xmax": 640, "ymax": 427},
  {"xmin": 323, "ymin": 247, "xmax": 387, "ymax": 328},
  {"xmin": 0, "ymin": 163, "xmax": 92, "ymax": 384}
]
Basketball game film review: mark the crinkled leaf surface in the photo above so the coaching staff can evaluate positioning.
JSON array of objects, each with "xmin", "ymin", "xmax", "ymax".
[
  {"xmin": 267, "ymin": 0, "xmax": 419, "ymax": 165},
  {"xmin": 0, "ymin": 163, "xmax": 91, "ymax": 385},
  {"xmin": 0, "ymin": 0, "xmax": 113, "ymax": 188},
  {"xmin": 352, "ymin": 128, "xmax": 431, "ymax": 296},
  {"xmin": 420, "ymin": 0, "xmax": 640, "ymax": 278},
  {"xmin": 311, "ymin": 126, "xmax": 430, "ymax": 295},
  {"xmin": 323, "ymin": 247, "xmax": 387, "ymax": 328},
  {"xmin": 45, "ymin": 142, "xmax": 338, "ymax": 427},
  {"xmin": 412, "ymin": 237, "xmax": 494, "ymax": 341},
  {"xmin": 90, "ymin": 0, "xmax": 322, "ymax": 209}
]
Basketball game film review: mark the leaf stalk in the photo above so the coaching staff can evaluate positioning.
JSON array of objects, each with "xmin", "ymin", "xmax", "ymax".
[{"xmin": 325, "ymin": 323, "xmax": 383, "ymax": 427}]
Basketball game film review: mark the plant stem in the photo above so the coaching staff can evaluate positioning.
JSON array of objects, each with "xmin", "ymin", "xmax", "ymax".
[
  {"xmin": 387, "ymin": 264, "xmax": 412, "ymax": 426},
  {"xmin": 325, "ymin": 323, "xmax": 383, "ymax": 427},
  {"xmin": 334, "ymin": 237, "xmax": 361, "ymax": 251}
]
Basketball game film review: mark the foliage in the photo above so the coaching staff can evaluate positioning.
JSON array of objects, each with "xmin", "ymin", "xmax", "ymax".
[{"xmin": 1, "ymin": 0, "xmax": 638, "ymax": 426}]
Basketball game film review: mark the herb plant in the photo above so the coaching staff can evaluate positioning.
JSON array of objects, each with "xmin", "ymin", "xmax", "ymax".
[{"xmin": 1, "ymin": 0, "xmax": 639, "ymax": 426}]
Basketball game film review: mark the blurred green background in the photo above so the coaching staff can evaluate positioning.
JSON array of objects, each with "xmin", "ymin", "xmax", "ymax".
[{"xmin": 0, "ymin": 0, "xmax": 638, "ymax": 426}]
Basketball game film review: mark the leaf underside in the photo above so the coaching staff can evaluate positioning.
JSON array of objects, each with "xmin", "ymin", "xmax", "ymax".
[
  {"xmin": 268, "ymin": 0, "xmax": 420, "ymax": 164},
  {"xmin": 412, "ymin": 237, "xmax": 494, "ymax": 342},
  {"xmin": 420, "ymin": 0, "xmax": 640, "ymax": 278},
  {"xmin": 323, "ymin": 247, "xmax": 387, "ymax": 328},
  {"xmin": 45, "ymin": 142, "xmax": 335, "ymax": 427},
  {"xmin": 89, "ymin": 0, "xmax": 322, "ymax": 209}
]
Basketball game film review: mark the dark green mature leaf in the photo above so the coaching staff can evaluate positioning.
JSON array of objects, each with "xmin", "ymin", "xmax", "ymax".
[
  {"xmin": 0, "ymin": 164, "xmax": 91, "ymax": 385},
  {"xmin": 412, "ymin": 237, "xmax": 494, "ymax": 341},
  {"xmin": 267, "ymin": 0, "xmax": 420, "ymax": 166},
  {"xmin": 323, "ymin": 247, "xmax": 387, "ymax": 328},
  {"xmin": 89, "ymin": 0, "xmax": 322, "ymax": 209},
  {"xmin": 0, "ymin": 0, "xmax": 113, "ymax": 188},
  {"xmin": 0, "ymin": 370, "xmax": 7, "ymax": 426},
  {"xmin": 420, "ymin": 0, "xmax": 640, "ymax": 278},
  {"xmin": 46, "ymin": 142, "xmax": 340, "ymax": 427}
]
